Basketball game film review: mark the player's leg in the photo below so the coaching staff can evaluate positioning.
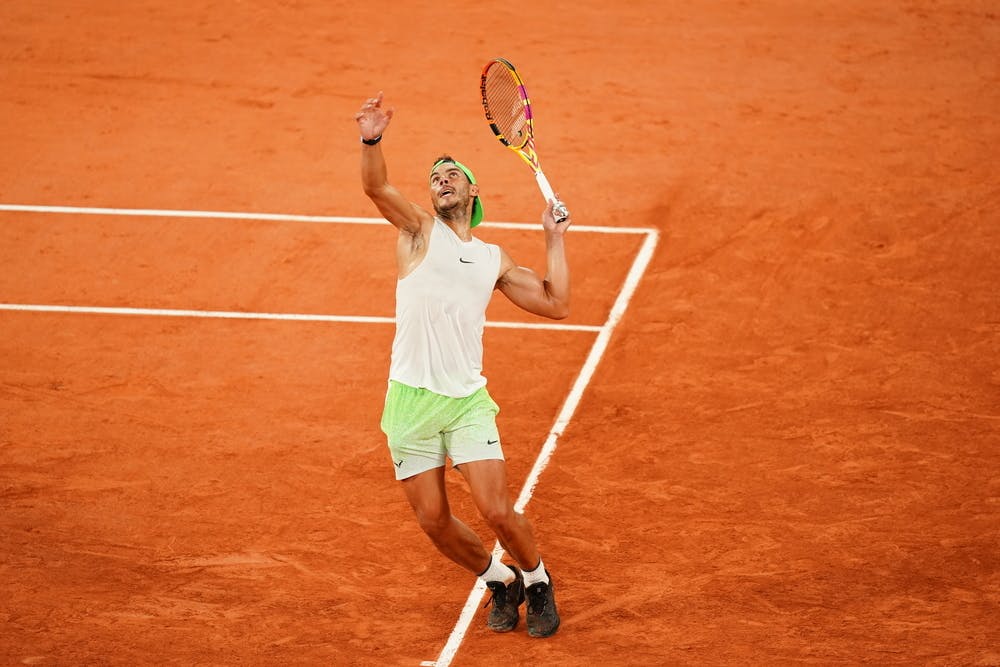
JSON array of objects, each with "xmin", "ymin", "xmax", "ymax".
[
  {"xmin": 443, "ymin": 387, "xmax": 540, "ymax": 569},
  {"xmin": 456, "ymin": 458, "xmax": 560, "ymax": 637},
  {"xmin": 445, "ymin": 387, "xmax": 559, "ymax": 636},
  {"xmin": 455, "ymin": 459, "xmax": 538, "ymax": 567},
  {"xmin": 399, "ymin": 466, "xmax": 491, "ymax": 574},
  {"xmin": 442, "ymin": 459, "xmax": 527, "ymax": 633}
]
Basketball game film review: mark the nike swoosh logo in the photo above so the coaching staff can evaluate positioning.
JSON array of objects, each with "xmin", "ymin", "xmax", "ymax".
[
  {"xmin": 487, "ymin": 439, "xmax": 499, "ymax": 445},
  {"xmin": 394, "ymin": 460, "xmax": 403, "ymax": 468},
  {"xmin": 459, "ymin": 258, "xmax": 475, "ymax": 264}
]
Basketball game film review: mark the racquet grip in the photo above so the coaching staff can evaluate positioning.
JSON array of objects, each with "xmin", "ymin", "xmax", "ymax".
[{"xmin": 535, "ymin": 170, "xmax": 569, "ymax": 222}]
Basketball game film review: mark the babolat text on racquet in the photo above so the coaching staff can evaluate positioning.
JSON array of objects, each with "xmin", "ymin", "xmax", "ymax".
[{"xmin": 480, "ymin": 57, "xmax": 569, "ymax": 222}]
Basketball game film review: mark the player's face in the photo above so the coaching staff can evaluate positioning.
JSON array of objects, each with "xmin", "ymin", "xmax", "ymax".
[{"xmin": 430, "ymin": 164, "xmax": 477, "ymax": 217}]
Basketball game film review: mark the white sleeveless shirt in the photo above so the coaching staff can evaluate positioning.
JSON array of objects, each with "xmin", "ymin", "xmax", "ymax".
[{"xmin": 389, "ymin": 218, "xmax": 502, "ymax": 397}]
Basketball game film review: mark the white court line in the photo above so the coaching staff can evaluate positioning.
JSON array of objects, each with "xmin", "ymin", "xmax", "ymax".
[
  {"xmin": 0, "ymin": 202, "xmax": 658, "ymax": 666},
  {"xmin": 0, "ymin": 203, "xmax": 654, "ymax": 235},
  {"xmin": 0, "ymin": 303, "xmax": 602, "ymax": 332},
  {"xmin": 423, "ymin": 227, "xmax": 659, "ymax": 667}
]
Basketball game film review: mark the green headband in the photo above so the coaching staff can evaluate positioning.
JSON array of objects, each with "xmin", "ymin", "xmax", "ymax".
[{"xmin": 430, "ymin": 159, "xmax": 484, "ymax": 227}]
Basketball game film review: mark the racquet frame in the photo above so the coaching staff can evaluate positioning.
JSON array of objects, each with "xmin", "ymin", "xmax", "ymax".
[{"xmin": 480, "ymin": 58, "xmax": 569, "ymax": 221}]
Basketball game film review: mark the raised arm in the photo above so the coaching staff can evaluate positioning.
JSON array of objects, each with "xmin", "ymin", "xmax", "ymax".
[
  {"xmin": 355, "ymin": 92, "xmax": 431, "ymax": 234},
  {"xmin": 496, "ymin": 200, "xmax": 572, "ymax": 320}
]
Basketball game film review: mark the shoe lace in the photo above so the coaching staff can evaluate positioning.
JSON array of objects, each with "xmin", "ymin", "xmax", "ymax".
[
  {"xmin": 483, "ymin": 581, "xmax": 507, "ymax": 609},
  {"xmin": 526, "ymin": 583, "xmax": 548, "ymax": 614}
]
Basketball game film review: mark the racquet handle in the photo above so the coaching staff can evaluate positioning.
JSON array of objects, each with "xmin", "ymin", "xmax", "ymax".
[{"xmin": 535, "ymin": 170, "xmax": 569, "ymax": 223}]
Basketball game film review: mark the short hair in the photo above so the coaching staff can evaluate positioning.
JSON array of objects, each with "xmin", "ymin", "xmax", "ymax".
[{"xmin": 430, "ymin": 155, "xmax": 471, "ymax": 183}]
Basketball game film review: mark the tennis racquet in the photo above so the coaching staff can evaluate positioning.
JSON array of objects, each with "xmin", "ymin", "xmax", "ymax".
[{"xmin": 480, "ymin": 57, "xmax": 569, "ymax": 222}]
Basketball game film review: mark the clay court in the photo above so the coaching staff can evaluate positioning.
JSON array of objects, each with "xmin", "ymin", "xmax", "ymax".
[{"xmin": 2, "ymin": 2, "xmax": 998, "ymax": 665}]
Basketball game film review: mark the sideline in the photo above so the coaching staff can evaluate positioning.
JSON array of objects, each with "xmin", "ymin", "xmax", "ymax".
[{"xmin": 423, "ymin": 227, "xmax": 659, "ymax": 667}]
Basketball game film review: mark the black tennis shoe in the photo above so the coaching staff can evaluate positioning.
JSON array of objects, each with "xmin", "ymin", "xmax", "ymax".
[
  {"xmin": 525, "ymin": 571, "xmax": 560, "ymax": 638},
  {"xmin": 484, "ymin": 566, "xmax": 525, "ymax": 632}
]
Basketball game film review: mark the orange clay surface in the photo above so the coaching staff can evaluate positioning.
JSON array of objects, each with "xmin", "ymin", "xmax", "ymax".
[{"xmin": 2, "ymin": 2, "xmax": 998, "ymax": 665}]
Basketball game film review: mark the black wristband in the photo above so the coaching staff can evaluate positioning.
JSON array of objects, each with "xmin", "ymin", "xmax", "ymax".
[{"xmin": 361, "ymin": 135, "xmax": 382, "ymax": 145}]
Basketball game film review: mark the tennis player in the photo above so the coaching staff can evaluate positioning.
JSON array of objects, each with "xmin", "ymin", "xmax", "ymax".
[{"xmin": 355, "ymin": 92, "xmax": 569, "ymax": 638}]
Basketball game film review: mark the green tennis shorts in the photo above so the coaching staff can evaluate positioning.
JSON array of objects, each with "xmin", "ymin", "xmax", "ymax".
[{"xmin": 380, "ymin": 380, "xmax": 503, "ymax": 480}]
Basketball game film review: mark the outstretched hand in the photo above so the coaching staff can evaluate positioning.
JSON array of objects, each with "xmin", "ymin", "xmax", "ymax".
[{"xmin": 355, "ymin": 91, "xmax": 394, "ymax": 141}]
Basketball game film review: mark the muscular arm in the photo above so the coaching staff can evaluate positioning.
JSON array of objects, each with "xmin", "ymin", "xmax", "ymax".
[
  {"xmin": 356, "ymin": 92, "xmax": 432, "ymax": 235},
  {"xmin": 496, "ymin": 200, "xmax": 571, "ymax": 320}
]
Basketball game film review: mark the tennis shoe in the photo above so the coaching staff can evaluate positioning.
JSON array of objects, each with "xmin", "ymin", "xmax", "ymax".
[
  {"xmin": 484, "ymin": 566, "xmax": 524, "ymax": 632},
  {"xmin": 525, "ymin": 571, "xmax": 560, "ymax": 638}
]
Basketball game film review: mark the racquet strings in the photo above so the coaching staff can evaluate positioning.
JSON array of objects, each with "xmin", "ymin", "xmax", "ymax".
[{"xmin": 483, "ymin": 64, "xmax": 530, "ymax": 148}]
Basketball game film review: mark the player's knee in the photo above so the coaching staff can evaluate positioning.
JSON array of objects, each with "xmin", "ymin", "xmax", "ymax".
[
  {"xmin": 480, "ymin": 504, "xmax": 517, "ymax": 533},
  {"xmin": 414, "ymin": 507, "xmax": 451, "ymax": 538}
]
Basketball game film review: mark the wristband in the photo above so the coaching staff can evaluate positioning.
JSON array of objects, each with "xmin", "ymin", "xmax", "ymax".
[{"xmin": 361, "ymin": 135, "xmax": 382, "ymax": 145}]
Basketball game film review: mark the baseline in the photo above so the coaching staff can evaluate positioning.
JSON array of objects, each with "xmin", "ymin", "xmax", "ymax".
[
  {"xmin": 0, "ymin": 303, "xmax": 601, "ymax": 332},
  {"xmin": 0, "ymin": 203, "xmax": 653, "ymax": 235}
]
